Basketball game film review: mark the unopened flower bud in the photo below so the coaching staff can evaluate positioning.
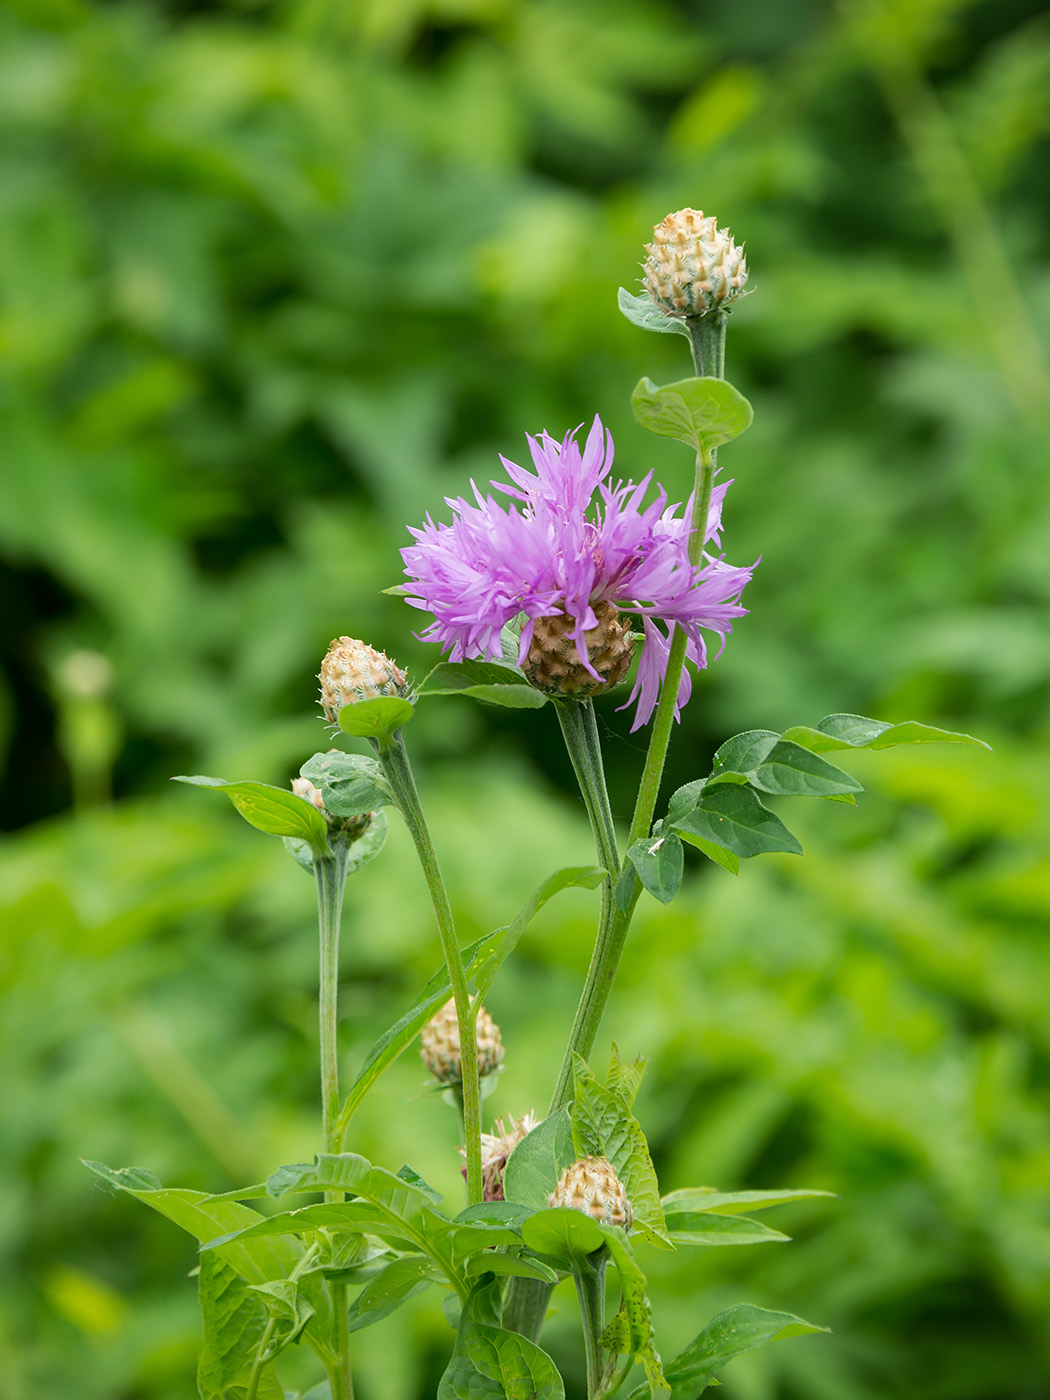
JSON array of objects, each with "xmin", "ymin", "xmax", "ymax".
[
  {"xmin": 467, "ymin": 1112, "xmax": 538, "ymax": 1202},
  {"xmin": 643, "ymin": 208, "xmax": 748, "ymax": 317},
  {"xmin": 319, "ymin": 637, "xmax": 408, "ymax": 723},
  {"xmin": 523, "ymin": 602, "xmax": 634, "ymax": 697},
  {"xmin": 420, "ymin": 998, "xmax": 504, "ymax": 1085},
  {"xmin": 548, "ymin": 1156, "xmax": 632, "ymax": 1231},
  {"xmin": 291, "ymin": 775, "xmax": 373, "ymax": 843}
]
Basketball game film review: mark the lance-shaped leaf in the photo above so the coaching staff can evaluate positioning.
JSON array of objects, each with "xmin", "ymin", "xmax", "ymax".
[
  {"xmin": 673, "ymin": 785, "xmax": 803, "ymax": 859},
  {"xmin": 624, "ymin": 1303, "xmax": 828, "ymax": 1400},
  {"xmin": 337, "ymin": 695, "xmax": 415, "ymax": 742},
  {"xmin": 617, "ymin": 287, "xmax": 691, "ymax": 338},
  {"xmin": 416, "ymin": 658, "xmax": 549, "ymax": 709},
  {"xmin": 333, "ymin": 866, "xmax": 605, "ymax": 1136},
  {"xmin": 571, "ymin": 1056, "xmax": 670, "ymax": 1249},
  {"xmin": 299, "ymin": 750, "xmax": 392, "ymax": 814},
  {"xmin": 172, "ymin": 776, "xmax": 331, "ymax": 858},
  {"xmin": 664, "ymin": 1211, "xmax": 791, "ymax": 1246},
  {"xmin": 347, "ymin": 1255, "xmax": 439, "ymax": 1333},
  {"xmin": 662, "ymin": 1187, "xmax": 837, "ymax": 1215},
  {"xmin": 631, "ymin": 375, "xmax": 753, "ymax": 458},
  {"xmin": 782, "ymin": 713, "xmax": 990, "ymax": 753}
]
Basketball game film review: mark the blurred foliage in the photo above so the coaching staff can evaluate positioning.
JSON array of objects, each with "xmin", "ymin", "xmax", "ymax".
[{"xmin": 1, "ymin": 0, "xmax": 1049, "ymax": 1395}]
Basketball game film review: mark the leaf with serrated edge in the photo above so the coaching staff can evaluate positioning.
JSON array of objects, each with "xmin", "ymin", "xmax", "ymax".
[
  {"xmin": 632, "ymin": 375, "xmax": 753, "ymax": 457},
  {"xmin": 624, "ymin": 1303, "xmax": 828, "ymax": 1400},
  {"xmin": 172, "ymin": 777, "xmax": 331, "ymax": 857},
  {"xmin": 598, "ymin": 1226, "xmax": 669, "ymax": 1394},
  {"xmin": 673, "ymin": 785, "xmax": 802, "ymax": 858},
  {"xmin": 571, "ymin": 1056, "xmax": 670, "ymax": 1248},
  {"xmin": 662, "ymin": 1187, "xmax": 837, "ymax": 1214},
  {"xmin": 607, "ymin": 1045, "xmax": 646, "ymax": 1110}
]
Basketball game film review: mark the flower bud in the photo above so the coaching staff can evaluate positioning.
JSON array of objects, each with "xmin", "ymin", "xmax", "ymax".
[
  {"xmin": 420, "ymin": 998, "xmax": 504, "ymax": 1085},
  {"xmin": 319, "ymin": 637, "xmax": 408, "ymax": 723},
  {"xmin": 292, "ymin": 776, "xmax": 373, "ymax": 843},
  {"xmin": 643, "ymin": 208, "xmax": 748, "ymax": 317},
  {"xmin": 548, "ymin": 1156, "xmax": 632, "ymax": 1231},
  {"xmin": 464, "ymin": 1111, "xmax": 539, "ymax": 1202},
  {"xmin": 523, "ymin": 602, "xmax": 634, "ymax": 697}
]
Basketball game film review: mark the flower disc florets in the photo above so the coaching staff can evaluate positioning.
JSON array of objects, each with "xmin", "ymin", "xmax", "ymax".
[
  {"xmin": 644, "ymin": 208, "xmax": 748, "ymax": 316},
  {"xmin": 402, "ymin": 418, "xmax": 753, "ymax": 729}
]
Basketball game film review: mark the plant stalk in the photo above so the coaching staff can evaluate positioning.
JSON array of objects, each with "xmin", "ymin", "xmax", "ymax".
[
  {"xmin": 375, "ymin": 730, "xmax": 483, "ymax": 1206},
  {"xmin": 574, "ymin": 1250, "xmax": 610, "ymax": 1400},
  {"xmin": 312, "ymin": 841, "xmax": 355, "ymax": 1400}
]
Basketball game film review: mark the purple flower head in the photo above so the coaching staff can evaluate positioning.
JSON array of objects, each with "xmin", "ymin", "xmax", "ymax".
[{"xmin": 401, "ymin": 417, "xmax": 753, "ymax": 730}]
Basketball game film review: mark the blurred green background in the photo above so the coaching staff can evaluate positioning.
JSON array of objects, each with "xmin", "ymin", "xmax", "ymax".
[{"xmin": 2, "ymin": 0, "xmax": 1049, "ymax": 1395}]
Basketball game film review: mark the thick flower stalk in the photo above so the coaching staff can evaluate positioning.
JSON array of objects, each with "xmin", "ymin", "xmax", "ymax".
[{"xmin": 402, "ymin": 418, "xmax": 753, "ymax": 729}]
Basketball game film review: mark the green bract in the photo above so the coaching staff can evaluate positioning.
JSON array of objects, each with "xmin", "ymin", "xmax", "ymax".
[{"xmin": 631, "ymin": 375, "xmax": 753, "ymax": 458}]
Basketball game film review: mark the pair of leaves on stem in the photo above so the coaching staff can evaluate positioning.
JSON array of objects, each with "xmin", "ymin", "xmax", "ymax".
[{"xmin": 620, "ymin": 712, "xmax": 988, "ymax": 908}]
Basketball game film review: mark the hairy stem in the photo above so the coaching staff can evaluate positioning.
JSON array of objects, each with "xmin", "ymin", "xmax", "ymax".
[
  {"xmin": 575, "ymin": 1250, "xmax": 610, "ymax": 1400},
  {"xmin": 313, "ymin": 843, "xmax": 355, "ymax": 1400},
  {"xmin": 375, "ymin": 730, "xmax": 483, "ymax": 1206}
]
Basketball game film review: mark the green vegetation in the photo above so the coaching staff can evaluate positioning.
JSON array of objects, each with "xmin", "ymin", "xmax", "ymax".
[{"xmin": 1, "ymin": 0, "xmax": 1049, "ymax": 1396}]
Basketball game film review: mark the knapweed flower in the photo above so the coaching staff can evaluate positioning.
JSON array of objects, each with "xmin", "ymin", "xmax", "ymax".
[
  {"xmin": 319, "ymin": 637, "xmax": 408, "ymax": 724},
  {"xmin": 292, "ymin": 776, "xmax": 373, "ymax": 843},
  {"xmin": 644, "ymin": 208, "xmax": 749, "ymax": 316},
  {"xmin": 401, "ymin": 418, "xmax": 753, "ymax": 729},
  {"xmin": 549, "ymin": 1155, "xmax": 633, "ymax": 1231},
  {"xmin": 420, "ymin": 998, "xmax": 505, "ymax": 1085}
]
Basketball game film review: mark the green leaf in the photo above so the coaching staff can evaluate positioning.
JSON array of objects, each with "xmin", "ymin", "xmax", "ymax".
[
  {"xmin": 617, "ymin": 287, "xmax": 691, "ymax": 338},
  {"xmin": 606, "ymin": 1045, "xmax": 646, "ymax": 1111},
  {"xmin": 598, "ymin": 1227, "xmax": 669, "ymax": 1395},
  {"xmin": 631, "ymin": 376, "xmax": 753, "ymax": 458},
  {"xmin": 661, "ymin": 1187, "xmax": 837, "ymax": 1215},
  {"xmin": 347, "ymin": 1255, "xmax": 438, "ymax": 1333},
  {"xmin": 682, "ymin": 835, "xmax": 740, "ymax": 874},
  {"xmin": 416, "ymin": 659, "xmax": 549, "ymax": 710},
  {"xmin": 711, "ymin": 730, "xmax": 779, "ymax": 774},
  {"xmin": 781, "ymin": 713, "xmax": 990, "ymax": 753},
  {"xmin": 463, "ymin": 1254, "xmax": 558, "ymax": 1283},
  {"xmin": 750, "ymin": 741, "xmax": 862, "ymax": 798},
  {"xmin": 337, "ymin": 696, "xmax": 415, "ymax": 743},
  {"xmin": 664, "ymin": 1211, "xmax": 791, "ymax": 1246},
  {"xmin": 502, "ymin": 1107, "xmax": 575, "ymax": 1212},
  {"xmin": 438, "ymin": 1279, "xmax": 565, "ymax": 1400},
  {"xmin": 625, "ymin": 832, "xmax": 684, "ymax": 905},
  {"xmin": 248, "ymin": 1278, "xmax": 315, "ymax": 1353},
  {"xmin": 196, "ymin": 1252, "xmax": 284, "ymax": 1400},
  {"xmin": 520, "ymin": 1207, "xmax": 604, "ymax": 1265},
  {"xmin": 333, "ymin": 866, "xmax": 604, "ymax": 1135},
  {"xmin": 571, "ymin": 1056, "xmax": 670, "ymax": 1249},
  {"xmin": 672, "ymin": 786, "xmax": 803, "ymax": 859},
  {"xmin": 299, "ymin": 750, "xmax": 392, "ymax": 814},
  {"xmin": 625, "ymin": 1303, "xmax": 829, "ymax": 1400},
  {"xmin": 172, "ymin": 777, "xmax": 331, "ymax": 858}
]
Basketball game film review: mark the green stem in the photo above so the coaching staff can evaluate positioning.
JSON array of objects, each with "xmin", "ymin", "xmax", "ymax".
[
  {"xmin": 548, "ymin": 700, "xmax": 620, "ymax": 1112},
  {"xmin": 312, "ymin": 843, "xmax": 355, "ymax": 1400},
  {"xmin": 499, "ymin": 1274, "xmax": 552, "ymax": 1342},
  {"xmin": 574, "ymin": 1250, "xmax": 610, "ymax": 1400},
  {"xmin": 375, "ymin": 731, "xmax": 483, "ymax": 1206},
  {"xmin": 314, "ymin": 845, "xmax": 350, "ymax": 1156},
  {"xmin": 245, "ymin": 1319, "xmax": 277, "ymax": 1400}
]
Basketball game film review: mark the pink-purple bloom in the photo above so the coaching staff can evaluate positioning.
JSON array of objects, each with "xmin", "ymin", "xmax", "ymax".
[{"xmin": 401, "ymin": 417, "xmax": 754, "ymax": 730}]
